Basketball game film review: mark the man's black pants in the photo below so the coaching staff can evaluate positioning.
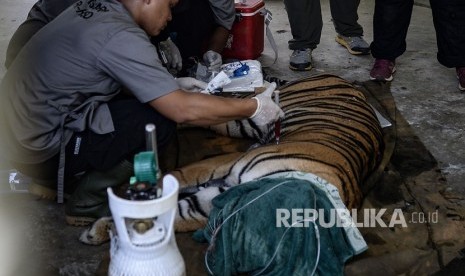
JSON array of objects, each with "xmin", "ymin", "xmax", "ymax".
[{"xmin": 14, "ymin": 98, "xmax": 176, "ymax": 183}]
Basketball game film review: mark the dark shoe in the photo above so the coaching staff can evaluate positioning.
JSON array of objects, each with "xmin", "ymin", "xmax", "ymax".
[
  {"xmin": 457, "ymin": 67, "xmax": 465, "ymax": 91},
  {"xmin": 335, "ymin": 34, "xmax": 370, "ymax": 55},
  {"xmin": 370, "ymin": 59, "xmax": 396, "ymax": 81},
  {"xmin": 65, "ymin": 160, "xmax": 133, "ymax": 226},
  {"xmin": 289, "ymin": 48, "xmax": 312, "ymax": 71}
]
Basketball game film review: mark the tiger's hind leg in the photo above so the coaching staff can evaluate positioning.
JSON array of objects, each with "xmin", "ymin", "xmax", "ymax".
[{"xmin": 79, "ymin": 216, "xmax": 114, "ymax": 245}]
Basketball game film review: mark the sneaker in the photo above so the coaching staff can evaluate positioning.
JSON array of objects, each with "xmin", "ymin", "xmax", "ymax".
[
  {"xmin": 457, "ymin": 67, "xmax": 465, "ymax": 91},
  {"xmin": 289, "ymin": 48, "xmax": 312, "ymax": 71},
  {"xmin": 370, "ymin": 59, "xmax": 396, "ymax": 81},
  {"xmin": 335, "ymin": 34, "xmax": 370, "ymax": 55}
]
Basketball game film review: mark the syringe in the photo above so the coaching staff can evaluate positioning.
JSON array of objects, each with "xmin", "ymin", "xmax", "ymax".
[{"xmin": 274, "ymin": 91, "xmax": 280, "ymax": 145}]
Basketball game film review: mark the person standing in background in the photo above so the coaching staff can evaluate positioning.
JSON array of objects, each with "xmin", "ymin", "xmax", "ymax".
[
  {"xmin": 4, "ymin": 0, "xmax": 76, "ymax": 69},
  {"xmin": 154, "ymin": 0, "xmax": 236, "ymax": 74},
  {"xmin": 369, "ymin": 0, "xmax": 465, "ymax": 91},
  {"xmin": 283, "ymin": 0, "xmax": 370, "ymax": 71}
]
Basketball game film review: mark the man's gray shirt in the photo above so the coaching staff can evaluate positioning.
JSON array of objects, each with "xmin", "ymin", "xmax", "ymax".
[{"xmin": 0, "ymin": 0, "xmax": 179, "ymax": 164}]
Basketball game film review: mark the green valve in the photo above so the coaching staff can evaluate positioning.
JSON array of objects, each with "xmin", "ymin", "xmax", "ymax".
[{"xmin": 133, "ymin": 151, "xmax": 158, "ymax": 184}]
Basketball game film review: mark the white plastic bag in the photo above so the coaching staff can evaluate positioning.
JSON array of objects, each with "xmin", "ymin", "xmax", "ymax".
[{"xmin": 220, "ymin": 60, "xmax": 264, "ymax": 92}]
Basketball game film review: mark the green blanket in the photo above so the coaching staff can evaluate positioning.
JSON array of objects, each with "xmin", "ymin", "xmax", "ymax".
[{"xmin": 194, "ymin": 176, "xmax": 363, "ymax": 276}]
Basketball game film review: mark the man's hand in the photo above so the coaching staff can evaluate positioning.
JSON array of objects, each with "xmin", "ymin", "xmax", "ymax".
[
  {"xmin": 250, "ymin": 82, "xmax": 284, "ymax": 126},
  {"xmin": 203, "ymin": 50, "xmax": 222, "ymax": 72},
  {"xmin": 159, "ymin": 38, "xmax": 182, "ymax": 71},
  {"xmin": 176, "ymin": 77, "xmax": 208, "ymax": 92}
]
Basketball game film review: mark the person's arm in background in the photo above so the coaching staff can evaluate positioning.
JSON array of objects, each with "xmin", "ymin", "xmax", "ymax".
[
  {"xmin": 207, "ymin": 25, "xmax": 230, "ymax": 54},
  {"xmin": 152, "ymin": 29, "xmax": 183, "ymax": 72},
  {"xmin": 208, "ymin": 0, "xmax": 236, "ymax": 50},
  {"xmin": 203, "ymin": 0, "xmax": 236, "ymax": 71}
]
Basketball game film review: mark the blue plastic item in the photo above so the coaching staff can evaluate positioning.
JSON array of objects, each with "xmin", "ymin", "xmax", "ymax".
[{"xmin": 233, "ymin": 62, "xmax": 250, "ymax": 77}]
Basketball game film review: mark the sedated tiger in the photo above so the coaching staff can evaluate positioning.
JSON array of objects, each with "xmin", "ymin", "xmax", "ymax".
[
  {"xmin": 171, "ymin": 74, "xmax": 385, "ymax": 232},
  {"xmin": 80, "ymin": 74, "xmax": 385, "ymax": 243}
]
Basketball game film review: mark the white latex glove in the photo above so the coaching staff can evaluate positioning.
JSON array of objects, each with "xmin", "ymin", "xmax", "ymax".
[
  {"xmin": 203, "ymin": 50, "xmax": 222, "ymax": 72},
  {"xmin": 250, "ymin": 82, "xmax": 284, "ymax": 126},
  {"xmin": 176, "ymin": 77, "xmax": 208, "ymax": 92},
  {"xmin": 159, "ymin": 38, "xmax": 182, "ymax": 71}
]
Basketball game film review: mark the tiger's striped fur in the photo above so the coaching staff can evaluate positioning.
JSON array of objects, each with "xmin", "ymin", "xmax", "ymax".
[
  {"xmin": 172, "ymin": 74, "xmax": 384, "ymax": 232},
  {"xmin": 79, "ymin": 74, "xmax": 385, "ymax": 244}
]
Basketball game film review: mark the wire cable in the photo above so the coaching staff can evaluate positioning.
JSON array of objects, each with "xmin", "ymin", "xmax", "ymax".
[{"xmin": 204, "ymin": 180, "xmax": 321, "ymax": 276}]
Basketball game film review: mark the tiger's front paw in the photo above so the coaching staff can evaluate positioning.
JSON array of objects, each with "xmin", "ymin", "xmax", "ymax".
[{"xmin": 79, "ymin": 216, "xmax": 113, "ymax": 245}]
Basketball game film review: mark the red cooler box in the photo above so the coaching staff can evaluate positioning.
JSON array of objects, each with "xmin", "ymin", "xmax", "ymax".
[{"xmin": 222, "ymin": 0, "xmax": 265, "ymax": 60}]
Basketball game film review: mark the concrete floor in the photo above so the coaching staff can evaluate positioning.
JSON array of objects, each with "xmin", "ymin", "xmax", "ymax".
[{"xmin": 0, "ymin": 0, "xmax": 464, "ymax": 275}]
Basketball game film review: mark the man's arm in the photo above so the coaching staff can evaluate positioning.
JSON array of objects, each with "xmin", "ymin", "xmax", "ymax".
[
  {"xmin": 203, "ymin": 26, "xmax": 230, "ymax": 72},
  {"xmin": 202, "ymin": 0, "xmax": 235, "ymax": 70},
  {"xmin": 149, "ymin": 89, "xmax": 257, "ymax": 126},
  {"xmin": 207, "ymin": 25, "xmax": 230, "ymax": 54}
]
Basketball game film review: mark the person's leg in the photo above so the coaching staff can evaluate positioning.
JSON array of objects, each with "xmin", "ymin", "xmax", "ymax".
[
  {"xmin": 166, "ymin": 0, "xmax": 216, "ymax": 77},
  {"xmin": 370, "ymin": 0, "xmax": 414, "ymax": 81},
  {"xmin": 371, "ymin": 0, "xmax": 413, "ymax": 60},
  {"xmin": 331, "ymin": 0, "xmax": 370, "ymax": 55},
  {"xmin": 283, "ymin": 0, "xmax": 321, "ymax": 71},
  {"xmin": 284, "ymin": 0, "xmax": 322, "ymax": 50},
  {"xmin": 330, "ymin": 0, "xmax": 363, "ymax": 37},
  {"xmin": 64, "ymin": 98, "xmax": 176, "ymax": 176},
  {"xmin": 430, "ymin": 0, "xmax": 465, "ymax": 65},
  {"xmin": 430, "ymin": 0, "xmax": 465, "ymax": 91},
  {"xmin": 64, "ymin": 98, "xmax": 177, "ymax": 225},
  {"xmin": 23, "ymin": 97, "xmax": 176, "ymax": 196},
  {"xmin": 168, "ymin": 0, "xmax": 215, "ymax": 60}
]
